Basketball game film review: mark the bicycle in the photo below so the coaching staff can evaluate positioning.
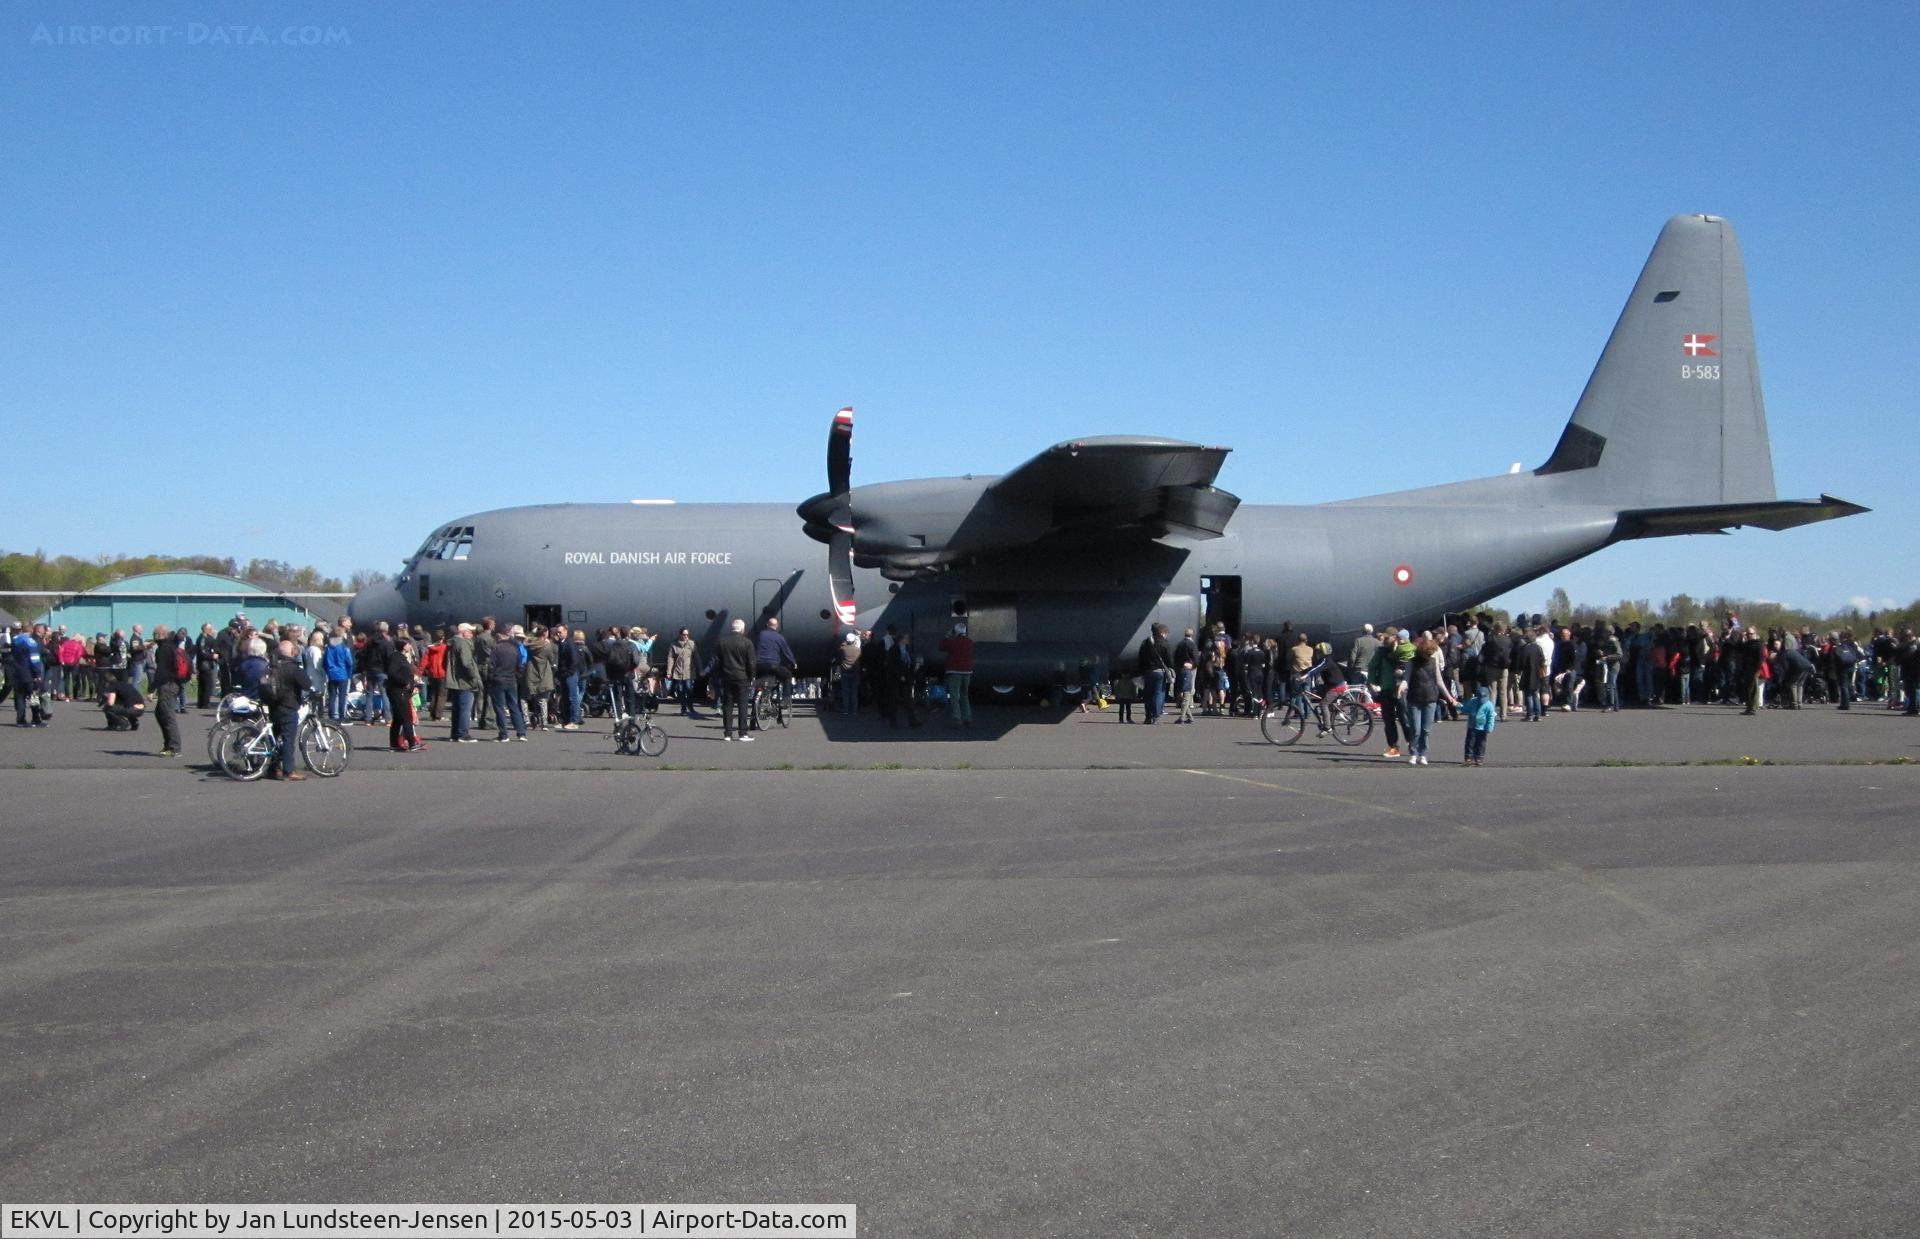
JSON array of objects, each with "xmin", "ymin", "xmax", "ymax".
[
  {"xmin": 212, "ymin": 695, "xmax": 352, "ymax": 779},
  {"xmin": 611, "ymin": 688, "xmax": 668, "ymax": 758},
  {"xmin": 580, "ymin": 676, "xmax": 614, "ymax": 719},
  {"xmin": 1259, "ymin": 676, "xmax": 1375, "ymax": 748},
  {"xmin": 751, "ymin": 669, "xmax": 793, "ymax": 730}
]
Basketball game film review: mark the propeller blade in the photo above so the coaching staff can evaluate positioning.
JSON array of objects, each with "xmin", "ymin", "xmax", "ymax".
[
  {"xmin": 828, "ymin": 406, "xmax": 853, "ymax": 497},
  {"xmin": 829, "ymin": 528, "xmax": 858, "ymax": 628}
]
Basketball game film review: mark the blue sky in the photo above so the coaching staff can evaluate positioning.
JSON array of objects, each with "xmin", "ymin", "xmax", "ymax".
[{"xmin": 4, "ymin": 2, "xmax": 1915, "ymax": 614}]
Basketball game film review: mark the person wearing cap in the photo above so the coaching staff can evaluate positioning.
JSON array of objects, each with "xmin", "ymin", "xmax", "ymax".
[
  {"xmin": 834, "ymin": 630, "xmax": 862, "ymax": 715},
  {"xmin": 938, "ymin": 623, "xmax": 975, "ymax": 727}
]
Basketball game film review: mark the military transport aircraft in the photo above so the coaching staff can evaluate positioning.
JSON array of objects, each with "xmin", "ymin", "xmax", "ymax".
[{"xmin": 349, "ymin": 214, "xmax": 1865, "ymax": 683}]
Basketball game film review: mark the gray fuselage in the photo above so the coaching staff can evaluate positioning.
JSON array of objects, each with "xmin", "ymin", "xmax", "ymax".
[{"xmin": 352, "ymin": 475, "xmax": 1620, "ymax": 680}]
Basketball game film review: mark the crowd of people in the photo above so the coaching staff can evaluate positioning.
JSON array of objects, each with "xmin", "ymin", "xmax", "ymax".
[
  {"xmin": 1120, "ymin": 613, "xmax": 1920, "ymax": 765},
  {"xmin": 5, "ymin": 608, "xmax": 1917, "ymax": 772}
]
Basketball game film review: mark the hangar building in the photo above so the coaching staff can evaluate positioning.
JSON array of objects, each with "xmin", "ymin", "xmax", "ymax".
[{"xmin": 36, "ymin": 572, "xmax": 342, "ymax": 636}]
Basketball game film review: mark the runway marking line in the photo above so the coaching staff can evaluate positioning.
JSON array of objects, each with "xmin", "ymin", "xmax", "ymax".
[{"xmin": 1176, "ymin": 767, "xmax": 1683, "ymax": 932}]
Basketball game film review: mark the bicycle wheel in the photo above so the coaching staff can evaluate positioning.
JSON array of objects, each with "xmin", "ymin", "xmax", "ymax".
[
  {"xmin": 206, "ymin": 719, "xmax": 241, "ymax": 767},
  {"xmin": 220, "ymin": 724, "xmax": 274, "ymax": 781},
  {"xmin": 751, "ymin": 690, "xmax": 772, "ymax": 731},
  {"xmin": 613, "ymin": 718, "xmax": 639, "ymax": 755},
  {"xmin": 637, "ymin": 723, "xmax": 668, "ymax": 757},
  {"xmin": 301, "ymin": 719, "xmax": 353, "ymax": 776},
  {"xmin": 1327, "ymin": 699, "xmax": 1375, "ymax": 747},
  {"xmin": 1259, "ymin": 704, "xmax": 1306, "ymax": 746}
]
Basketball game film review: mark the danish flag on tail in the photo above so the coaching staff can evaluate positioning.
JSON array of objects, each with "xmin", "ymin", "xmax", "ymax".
[{"xmin": 1683, "ymin": 333, "xmax": 1718, "ymax": 357}]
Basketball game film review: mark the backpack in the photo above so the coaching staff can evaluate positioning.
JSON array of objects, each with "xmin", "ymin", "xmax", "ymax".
[{"xmin": 174, "ymin": 648, "xmax": 191, "ymax": 682}]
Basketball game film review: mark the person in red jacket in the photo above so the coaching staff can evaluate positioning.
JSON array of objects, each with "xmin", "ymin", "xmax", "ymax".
[
  {"xmin": 422, "ymin": 629, "xmax": 450, "ymax": 721},
  {"xmin": 938, "ymin": 623, "xmax": 975, "ymax": 728}
]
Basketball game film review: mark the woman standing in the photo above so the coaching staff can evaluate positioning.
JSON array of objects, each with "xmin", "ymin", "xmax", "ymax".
[
  {"xmin": 1398, "ymin": 635, "xmax": 1456, "ymax": 766},
  {"xmin": 388, "ymin": 638, "xmax": 423, "ymax": 751},
  {"xmin": 523, "ymin": 625, "xmax": 556, "ymax": 730},
  {"xmin": 666, "ymin": 627, "xmax": 700, "ymax": 717}
]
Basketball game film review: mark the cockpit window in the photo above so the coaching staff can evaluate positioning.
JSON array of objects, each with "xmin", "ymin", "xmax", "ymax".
[{"xmin": 422, "ymin": 525, "xmax": 475, "ymax": 561}]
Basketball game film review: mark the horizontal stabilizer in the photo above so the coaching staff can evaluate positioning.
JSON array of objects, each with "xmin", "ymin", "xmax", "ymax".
[{"xmin": 1615, "ymin": 494, "xmax": 1869, "ymax": 540}]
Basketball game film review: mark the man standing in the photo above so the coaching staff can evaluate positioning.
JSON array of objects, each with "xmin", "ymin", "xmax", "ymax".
[
  {"xmin": 834, "ymin": 630, "xmax": 862, "ymax": 716},
  {"xmin": 363, "ymin": 621, "xmax": 395, "ymax": 725},
  {"xmin": 1369, "ymin": 627, "xmax": 1410, "ymax": 758},
  {"xmin": 938, "ymin": 622, "xmax": 974, "ymax": 728},
  {"xmin": 553, "ymin": 624, "xmax": 585, "ymax": 728},
  {"xmin": 10, "ymin": 624, "xmax": 50, "ymax": 727},
  {"xmin": 600, "ymin": 625, "xmax": 638, "ymax": 717},
  {"xmin": 1137, "ymin": 623, "xmax": 1173, "ymax": 724},
  {"xmin": 215, "ymin": 620, "xmax": 240, "ymax": 695},
  {"xmin": 1899, "ymin": 628, "xmax": 1920, "ymax": 717},
  {"xmin": 261, "ymin": 639, "xmax": 312, "ymax": 781},
  {"xmin": 149, "ymin": 625, "xmax": 185, "ymax": 757},
  {"xmin": 1739, "ymin": 630, "xmax": 1766, "ymax": 715},
  {"xmin": 1173, "ymin": 627, "xmax": 1200, "ymax": 724},
  {"xmin": 1348, "ymin": 624, "xmax": 1381, "ymax": 692},
  {"xmin": 126, "ymin": 625, "xmax": 149, "ymax": 692},
  {"xmin": 486, "ymin": 626, "xmax": 528, "ymax": 742},
  {"xmin": 194, "ymin": 623, "xmax": 221, "ymax": 708},
  {"xmin": 446, "ymin": 623, "xmax": 483, "ymax": 742},
  {"xmin": 715, "ymin": 617, "xmax": 757, "ymax": 741},
  {"xmin": 886, "ymin": 628, "xmax": 922, "ymax": 729},
  {"xmin": 1481, "ymin": 622, "xmax": 1512, "ymax": 717},
  {"xmin": 473, "ymin": 617, "xmax": 498, "ymax": 730},
  {"xmin": 864, "ymin": 628, "xmax": 892, "ymax": 719}
]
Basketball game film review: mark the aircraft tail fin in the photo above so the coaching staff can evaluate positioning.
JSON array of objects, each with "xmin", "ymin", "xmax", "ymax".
[{"xmin": 1538, "ymin": 214, "xmax": 1777, "ymax": 508}]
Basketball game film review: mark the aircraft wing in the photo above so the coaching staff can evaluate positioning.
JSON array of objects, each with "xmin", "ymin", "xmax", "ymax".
[
  {"xmin": 1614, "ymin": 494, "xmax": 1870, "ymax": 539},
  {"xmin": 988, "ymin": 436, "xmax": 1241, "ymax": 539}
]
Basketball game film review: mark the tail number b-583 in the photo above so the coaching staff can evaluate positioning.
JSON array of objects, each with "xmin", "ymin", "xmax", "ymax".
[{"xmin": 1681, "ymin": 364, "xmax": 1721, "ymax": 380}]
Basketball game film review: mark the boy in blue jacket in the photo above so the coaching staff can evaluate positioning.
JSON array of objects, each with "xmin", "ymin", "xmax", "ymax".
[
  {"xmin": 322, "ymin": 634, "xmax": 356, "ymax": 723},
  {"xmin": 1464, "ymin": 683, "xmax": 1498, "ymax": 766}
]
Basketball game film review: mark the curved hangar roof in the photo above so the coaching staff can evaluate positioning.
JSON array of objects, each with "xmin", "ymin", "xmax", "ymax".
[{"xmin": 38, "ymin": 571, "xmax": 340, "ymax": 633}]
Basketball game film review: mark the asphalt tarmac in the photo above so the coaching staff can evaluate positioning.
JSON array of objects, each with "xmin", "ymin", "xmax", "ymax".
[
  {"xmin": 2, "ymin": 702, "xmax": 1917, "ymax": 1236},
  {"xmin": 6, "ymin": 691, "xmax": 1919, "ymax": 771}
]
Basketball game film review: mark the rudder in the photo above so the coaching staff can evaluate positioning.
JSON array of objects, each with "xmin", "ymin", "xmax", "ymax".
[{"xmin": 1538, "ymin": 214, "xmax": 1776, "ymax": 508}]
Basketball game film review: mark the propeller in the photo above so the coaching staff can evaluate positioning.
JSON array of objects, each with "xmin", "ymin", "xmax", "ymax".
[{"xmin": 824, "ymin": 407, "xmax": 859, "ymax": 628}]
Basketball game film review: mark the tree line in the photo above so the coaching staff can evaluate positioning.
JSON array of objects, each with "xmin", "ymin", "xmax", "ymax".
[
  {"xmin": 1506, "ymin": 588, "xmax": 1920, "ymax": 634},
  {"xmin": 0, "ymin": 549, "xmax": 388, "ymax": 617}
]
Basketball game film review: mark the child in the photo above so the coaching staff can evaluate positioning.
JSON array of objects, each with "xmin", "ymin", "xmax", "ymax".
[
  {"xmin": 1115, "ymin": 674, "xmax": 1139, "ymax": 723},
  {"xmin": 1464, "ymin": 682, "xmax": 1498, "ymax": 766}
]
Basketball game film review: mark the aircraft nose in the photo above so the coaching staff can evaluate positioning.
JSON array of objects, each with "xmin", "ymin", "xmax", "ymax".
[{"xmin": 348, "ymin": 580, "xmax": 408, "ymax": 629}]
